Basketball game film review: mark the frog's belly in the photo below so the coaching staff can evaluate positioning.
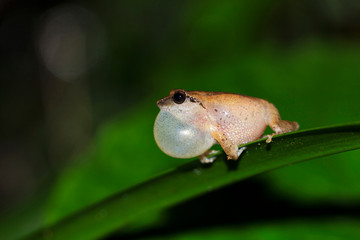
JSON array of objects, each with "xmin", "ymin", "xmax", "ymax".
[{"xmin": 216, "ymin": 113, "xmax": 267, "ymax": 145}]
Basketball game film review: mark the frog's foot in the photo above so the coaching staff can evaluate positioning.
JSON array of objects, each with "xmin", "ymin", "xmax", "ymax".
[
  {"xmin": 238, "ymin": 146, "xmax": 246, "ymax": 156},
  {"xmin": 199, "ymin": 150, "xmax": 219, "ymax": 164},
  {"xmin": 265, "ymin": 133, "xmax": 275, "ymax": 144},
  {"xmin": 226, "ymin": 146, "xmax": 247, "ymax": 160},
  {"xmin": 200, "ymin": 156, "xmax": 216, "ymax": 164}
]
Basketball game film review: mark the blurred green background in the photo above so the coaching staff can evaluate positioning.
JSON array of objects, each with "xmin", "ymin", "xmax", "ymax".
[{"xmin": 1, "ymin": 0, "xmax": 360, "ymax": 239}]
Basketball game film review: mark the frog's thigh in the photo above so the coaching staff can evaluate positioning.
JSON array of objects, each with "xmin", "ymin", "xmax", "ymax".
[
  {"xmin": 211, "ymin": 131, "xmax": 239, "ymax": 160},
  {"xmin": 269, "ymin": 119, "xmax": 299, "ymax": 135},
  {"xmin": 266, "ymin": 103, "xmax": 299, "ymax": 134}
]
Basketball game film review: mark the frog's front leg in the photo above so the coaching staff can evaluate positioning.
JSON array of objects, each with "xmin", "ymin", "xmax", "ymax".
[{"xmin": 198, "ymin": 149, "xmax": 219, "ymax": 164}]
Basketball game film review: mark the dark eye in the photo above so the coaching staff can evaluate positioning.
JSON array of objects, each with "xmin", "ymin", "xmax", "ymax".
[{"xmin": 173, "ymin": 91, "xmax": 186, "ymax": 104}]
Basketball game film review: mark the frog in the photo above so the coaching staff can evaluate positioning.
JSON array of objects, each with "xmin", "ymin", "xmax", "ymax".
[{"xmin": 153, "ymin": 89, "xmax": 299, "ymax": 163}]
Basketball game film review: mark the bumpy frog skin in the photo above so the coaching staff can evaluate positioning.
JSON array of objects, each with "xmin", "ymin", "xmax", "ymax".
[{"xmin": 153, "ymin": 89, "xmax": 299, "ymax": 163}]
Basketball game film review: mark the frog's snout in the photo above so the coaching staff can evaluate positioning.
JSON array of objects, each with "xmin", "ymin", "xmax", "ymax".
[
  {"xmin": 156, "ymin": 99, "xmax": 163, "ymax": 107},
  {"xmin": 156, "ymin": 97, "xmax": 171, "ymax": 108}
]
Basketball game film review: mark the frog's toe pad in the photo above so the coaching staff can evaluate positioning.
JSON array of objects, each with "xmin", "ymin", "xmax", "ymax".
[{"xmin": 200, "ymin": 156, "xmax": 216, "ymax": 164}]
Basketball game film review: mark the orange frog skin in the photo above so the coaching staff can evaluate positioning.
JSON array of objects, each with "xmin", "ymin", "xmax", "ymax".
[{"xmin": 153, "ymin": 89, "xmax": 299, "ymax": 163}]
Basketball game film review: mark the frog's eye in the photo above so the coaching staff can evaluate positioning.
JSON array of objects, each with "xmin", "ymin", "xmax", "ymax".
[{"xmin": 173, "ymin": 91, "xmax": 186, "ymax": 104}]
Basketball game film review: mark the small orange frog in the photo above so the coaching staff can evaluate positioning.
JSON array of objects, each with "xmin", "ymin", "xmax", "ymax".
[{"xmin": 154, "ymin": 89, "xmax": 299, "ymax": 163}]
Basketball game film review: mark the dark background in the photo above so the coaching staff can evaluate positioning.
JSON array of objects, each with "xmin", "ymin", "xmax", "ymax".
[{"xmin": 1, "ymin": 0, "xmax": 360, "ymax": 239}]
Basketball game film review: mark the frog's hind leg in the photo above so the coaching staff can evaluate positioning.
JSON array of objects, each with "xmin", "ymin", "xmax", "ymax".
[{"xmin": 265, "ymin": 102, "xmax": 299, "ymax": 143}]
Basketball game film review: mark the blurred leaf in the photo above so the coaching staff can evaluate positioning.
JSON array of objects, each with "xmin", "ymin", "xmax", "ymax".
[
  {"xmin": 146, "ymin": 219, "xmax": 360, "ymax": 240},
  {"xmin": 42, "ymin": 105, "xmax": 183, "ymax": 224},
  {"xmin": 24, "ymin": 123, "xmax": 360, "ymax": 240}
]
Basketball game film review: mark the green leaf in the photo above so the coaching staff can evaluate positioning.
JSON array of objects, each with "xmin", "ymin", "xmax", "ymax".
[
  {"xmin": 147, "ymin": 219, "xmax": 360, "ymax": 240},
  {"xmin": 23, "ymin": 123, "xmax": 360, "ymax": 240}
]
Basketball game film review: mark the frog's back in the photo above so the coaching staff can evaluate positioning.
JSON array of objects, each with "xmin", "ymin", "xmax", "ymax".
[
  {"xmin": 188, "ymin": 90, "xmax": 264, "ymax": 105},
  {"xmin": 189, "ymin": 91, "xmax": 269, "ymax": 145},
  {"xmin": 188, "ymin": 91, "xmax": 267, "ymax": 112}
]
